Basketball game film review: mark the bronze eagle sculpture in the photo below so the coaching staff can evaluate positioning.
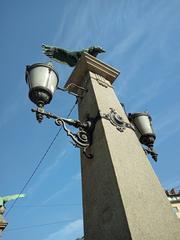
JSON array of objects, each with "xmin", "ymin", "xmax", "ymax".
[
  {"xmin": 0, "ymin": 194, "xmax": 25, "ymax": 223},
  {"xmin": 42, "ymin": 44, "xmax": 105, "ymax": 67},
  {"xmin": 0, "ymin": 194, "xmax": 25, "ymax": 208}
]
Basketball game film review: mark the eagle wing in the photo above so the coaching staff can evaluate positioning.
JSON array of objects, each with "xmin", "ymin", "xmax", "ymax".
[
  {"xmin": 2, "ymin": 194, "xmax": 25, "ymax": 204},
  {"xmin": 42, "ymin": 44, "xmax": 77, "ymax": 67},
  {"xmin": 0, "ymin": 197, "xmax": 3, "ymax": 206}
]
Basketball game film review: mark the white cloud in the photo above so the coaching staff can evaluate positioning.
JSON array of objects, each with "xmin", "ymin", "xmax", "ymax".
[
  {"xmin": 72, "ymin": 172, "xmax": 81, "ymax": 181},
  {"xmin": 42, "ymin": 181, "xmax": 74, "ymax": 205},
  {"xmin": 0, "ymin": 101, "xmax": 20, "ymax": 129},
  {"xmin": 44, "ymin": 219, "xmax": 83, "ymax": 240},
  {"xmin": 52, "ymin": 1, "xmax": 92, "ymax": 49},
  {"xmin": 128, "ymin": 79, "xmax": 164, "ymax": 111},
  {"xmin": 42, "ymin": 172, "xmax": 81, "ymax": 204},
  {"xmin": 106, "ymin": 1, "xmax": 179, "ymax": 100},
  {"xmin": 162, "ymin": 176, "xmax": 180, "ymax": 189},
  {"xmin": 27, "ymin": 150, "xmax": 67, "ymax": 196},
  {"xmin": 154, "ymin": 104, "xmax": 180, "ymax": 145}
]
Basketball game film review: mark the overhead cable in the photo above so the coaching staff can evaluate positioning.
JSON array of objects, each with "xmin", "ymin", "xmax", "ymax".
[
  {"xmin": 6, "ymin": 219, "xmax": 78, "ymax": 231},
  {"xmin": 15, "ymin": 203, "xmax": 81, "ymax": 208},
  {"xmin": 5, "ymin": 99, "xmax": 78, "ymax": 217}
]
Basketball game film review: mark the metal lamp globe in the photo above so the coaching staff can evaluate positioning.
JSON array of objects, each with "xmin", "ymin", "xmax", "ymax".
[
  {"xmin": 128, "ymin": 112, "xmax": 156, "ymax": 148},
  {"xmin": 25, "ymin": 62, "xmax": 59, "ymax": 107}
]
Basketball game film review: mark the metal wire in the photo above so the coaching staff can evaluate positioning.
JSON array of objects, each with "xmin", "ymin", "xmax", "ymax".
[
  {"xmin": 5, "ymin": 99, "xmax": 78, "ymax": 217},
  {"xmin": 15, "ymin": 203, "xmax": 81, "ymax": 208},
  {"xmin": 5, "ymin": 219, "xmax": 78, "ymax": 231}
]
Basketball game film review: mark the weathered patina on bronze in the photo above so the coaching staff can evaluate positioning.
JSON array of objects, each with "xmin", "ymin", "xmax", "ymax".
[
  {"xmin": 42, "ymin": 44, "xmax": 105, "ymax": 67},
  {"xmin": 0, "ymin": 194, "xmax": 25, "ymax": 228}
]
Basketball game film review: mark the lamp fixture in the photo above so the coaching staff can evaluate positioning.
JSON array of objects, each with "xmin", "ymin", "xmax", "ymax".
[
  {"xmin": 25, "ymin": 62, "xmax": 59, "ymax": 108},
  {"xmin": 128, "ymin": 112, "xmax": 158, "ymax": 161},
  {"xmin": 25, "ymin": 62, "xmax": 95, "ymax": 158}
]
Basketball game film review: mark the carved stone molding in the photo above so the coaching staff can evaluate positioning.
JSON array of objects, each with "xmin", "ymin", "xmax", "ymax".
[
  {"xmin": 64, "ymin": 52, "xmax": 119, "ymax": 94},
  {"xmin": 92, "ymin": 73, "xmax": 113, "ymax": 88}
]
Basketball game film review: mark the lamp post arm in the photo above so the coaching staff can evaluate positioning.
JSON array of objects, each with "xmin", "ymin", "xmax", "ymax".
[
  {"xmin": 31, "ymin": 107, "xmax": 86, "ymax": 128},
  {"xmin": 31, "ymin": 107, "xmax": 93, "ymax": 158}
]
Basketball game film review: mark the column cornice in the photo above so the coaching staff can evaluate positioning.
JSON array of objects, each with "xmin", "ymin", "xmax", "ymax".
[{"xmin": 64, "ymin": 52, "xmax": 120, "ymax": 93}]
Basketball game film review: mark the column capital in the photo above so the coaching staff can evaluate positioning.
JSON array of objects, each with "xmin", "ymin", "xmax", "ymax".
[{"xmin": 64, "ymin": 52, "xmax": 120, "ymax": 93}]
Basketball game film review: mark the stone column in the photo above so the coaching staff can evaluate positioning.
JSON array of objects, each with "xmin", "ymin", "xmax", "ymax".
[{"xmin": 65, "ymin": 53, "xmax": 180, "ymax": 240}]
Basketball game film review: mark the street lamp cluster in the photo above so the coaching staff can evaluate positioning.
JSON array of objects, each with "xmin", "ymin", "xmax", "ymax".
[
  {"xmin": 25, "ymin": 61, "xmax": 157, "ymax": 161},
  {"xmin": 24, "ymin": 50, "xmax": 180, "ymax": 240}
]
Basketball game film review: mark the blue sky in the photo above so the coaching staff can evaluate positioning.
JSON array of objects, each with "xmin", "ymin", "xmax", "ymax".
[{"xmin": 1, "ymin": 0, "xmax": 180, "ymax": 239}]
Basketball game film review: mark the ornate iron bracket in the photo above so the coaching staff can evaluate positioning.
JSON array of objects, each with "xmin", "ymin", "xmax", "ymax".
[
  {"xmin": 101, "ymin": 108, "xmax": 134, "ymax": 132},
  {"xmin": 32, "ymin": 107, "xmax": 93, "ymax": 158},
  {"xmin": 144, "ymin": 147, "xmax": 158, "ymax": 162}
]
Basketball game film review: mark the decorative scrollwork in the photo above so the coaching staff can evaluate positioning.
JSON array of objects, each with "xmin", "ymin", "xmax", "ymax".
[
  {"xmin": 55, "ymin": 118, "xmax": 89, "ymax": 148},
  {"xmin": 32, "ymin": 107, "xmax": 93, "ymax": 158},
  {"xmin": 102, "ymin": 108, "xmax": 134, "ymax": 132},
  {"xmin": 144, "ymin": 147, "xmax": 158, "ymax": 162},
  {"xmin": 56, "ymin": 119, "xmax": 93, "ymax": 159},
  {"xmin": 76, "ymin": 130, "xmax": 89, "ymax": 146}
]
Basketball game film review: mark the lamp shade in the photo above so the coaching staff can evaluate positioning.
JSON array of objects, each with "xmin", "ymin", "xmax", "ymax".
[
  {"xmin": 128, "ymin": 112, "xmax": 156, "ymax": 147},
  {"xmin": 25, "ymin": 62, "xmax": 59, "ymax": 106}
]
